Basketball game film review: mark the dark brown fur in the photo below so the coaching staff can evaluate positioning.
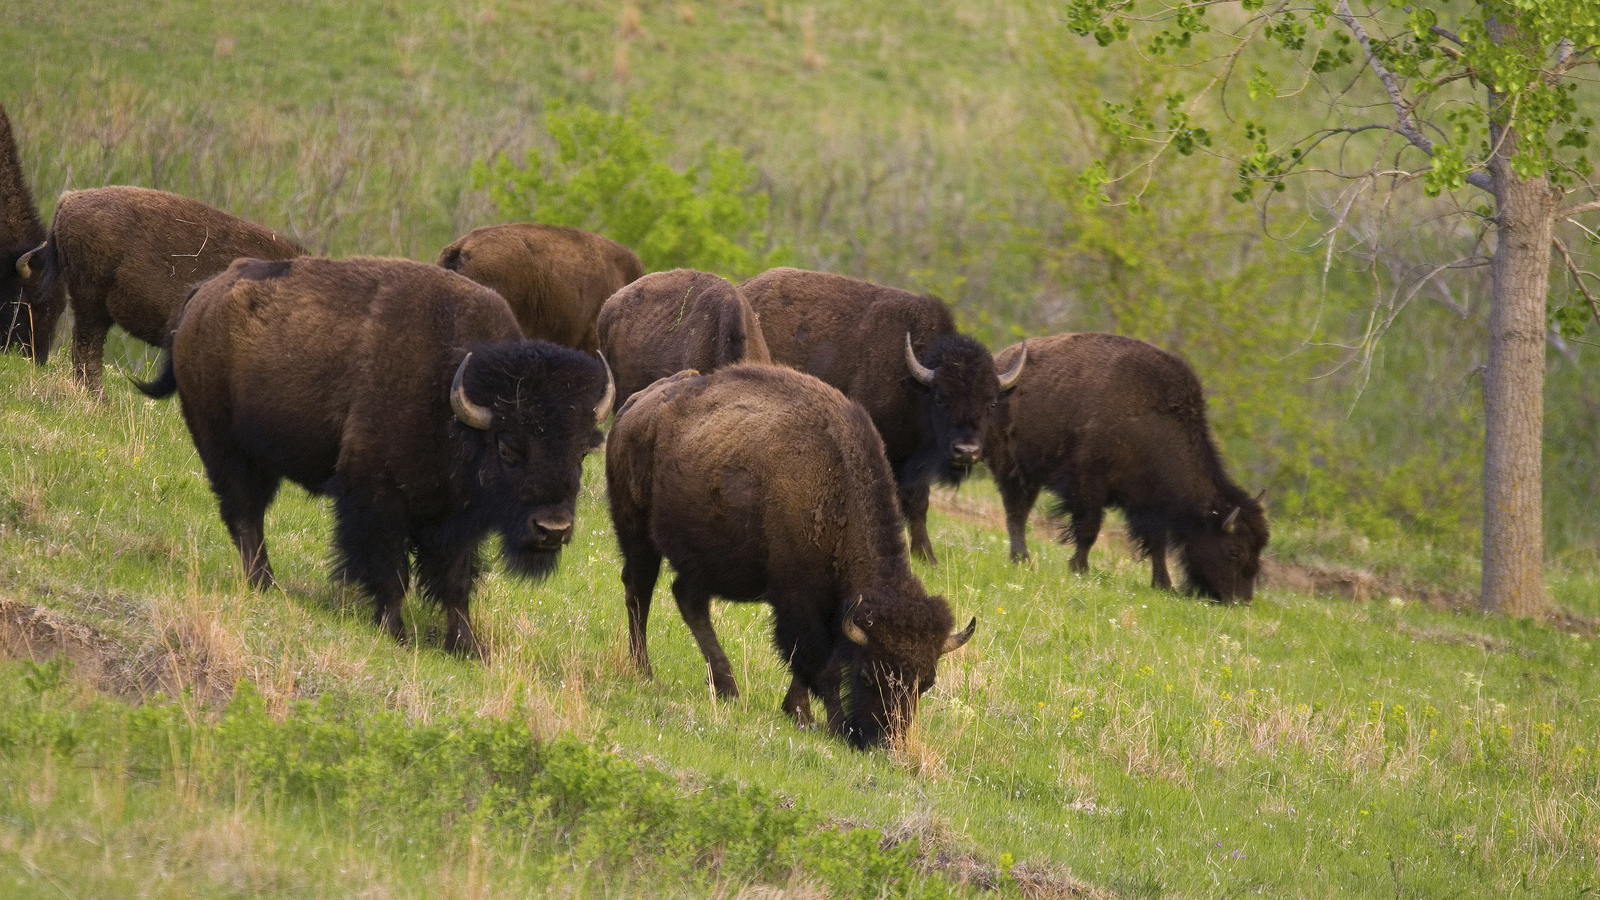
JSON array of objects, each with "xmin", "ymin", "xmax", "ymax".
[
  {"xmin": 742, "ymin": 267, "xmax": 1017, "ymax": 564},
  {"xmin": 0, "ymin": 102, "xmax": 58, "ymax": 361},
  {"xmin": 438, "ymin": 223, "xmax": 645, "ymax": 353},
  {"xmin": 142, "ymin": 256, "xmax": 611, "ymax": 653},
  {"xmin": 984, "ymin": 333, "xmax": 1269, "ymax": 602},
  {"xmin": 596, "ymin": 269, "xmax": 771, "ymax": 408},
  {"xmin": 606, "ymin": 365, "xmax": 973, "ymax": 748},
  {"xmin": 41, "ymin": 186, "xmax": 302, "ymax": 394}
]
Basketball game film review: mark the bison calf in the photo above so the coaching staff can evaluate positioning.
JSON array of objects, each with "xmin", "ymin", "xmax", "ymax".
[
  {"xmin": 984, "ymin": 332, "xmax": 1268, "ymax": 602},
  {"xmin": 742, "ymin": 267, "xmax": 1024, "ymax": 565},
  {"xmin": 606, "ymin": 365, "xmax": 975, "ymax": 749},
  {"xmin": 596, "ymin": 268, "xmax": 770, "ymax": 408},
  {"xmin": 28, "ymin": 186, "xmax": 301, "ymax": 395},
  {"xmin": 139, "ymin": 256, "xmax": 614, "ymax": 654},
  {"xmin": 438, "ymin": 222, "xmax": 644, "ymax": 353}
]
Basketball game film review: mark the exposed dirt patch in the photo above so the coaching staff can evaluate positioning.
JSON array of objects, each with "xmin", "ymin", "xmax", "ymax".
[{"xmin": 0, "ymin": 592, "xmax": 239, "ymax": 708}]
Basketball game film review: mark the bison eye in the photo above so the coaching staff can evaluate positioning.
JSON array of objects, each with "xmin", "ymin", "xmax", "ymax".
[{"xmin": 497, "ymin": 437, "xmax": 523, "ymax": 466}]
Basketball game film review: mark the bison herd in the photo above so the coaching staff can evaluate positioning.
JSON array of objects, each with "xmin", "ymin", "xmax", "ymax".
[{"xmin": 0, "ymin": 103, "xmax": 1267, "ymax": 749}]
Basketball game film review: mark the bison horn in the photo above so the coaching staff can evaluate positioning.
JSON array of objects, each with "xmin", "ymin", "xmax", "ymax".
[
  {"xmin": 595, "ymin": 352, "xmax": 616, "ymax": 427},
  {"xmin": 904, "ymin": 333, "xmax": 936, "ymax": 386},
  {"xmin": 1222, "ymin": 506, "xmax": 1241, "ymax": 534},
  {"xmin": 450, "ymin": 352, "xmax": 494, "ymax": 430},
  {"xmin": 996, "ymin": 341, "xmax": 1027, "ymax": 391},
  {"xmin": 842, "ymin": 616, "xmax": 870, "ymax": 647},
  {"xmin": 15, "ymin": 241, "xmax": 46, "ymax": 279},
  {"xmin": 942, "ymin": 617, "xmax": 977, "ymax": 655}
]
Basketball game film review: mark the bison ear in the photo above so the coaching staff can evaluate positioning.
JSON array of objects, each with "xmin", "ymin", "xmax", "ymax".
[
  {"xmin": 1222, "ymin": 506, "xmax": 1241, "ymax": 534},
  {"xmin": 942, "ymin": 617, "xmax": 977, "ymax": 655},
  {"xmin": 451, "ymin": 352, "xmax": 495, "ymax": 430},
  {"xmin": 904, "ymin": 333, "xmax": 936, "ymax": 386},
  {"xmin": 996, "ymin": 341, "xmax": 1027, "ymax": 392}
]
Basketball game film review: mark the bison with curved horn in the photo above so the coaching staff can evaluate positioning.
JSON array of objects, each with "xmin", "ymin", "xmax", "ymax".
[
  {"xmin": 607, "ymin": 364, "xmax": 976, "ymax": 749},
  {"xmin": 438, "ymin": 222, "xmax": 644, "ymax": 353},
  {"xmin": 137, "ymin": 256, "xmax": 614, "ymax": 654},
  {"xmin": 741, "ymin": 267, "xmax": 1024, "ymax": 565},
  {"xmin": 984, "ymin": 332, "xmax": 1268, "ymax": 602},
  {"xmin": 596, "ymin": 268, "xmax": 771, "ymax": 409}
]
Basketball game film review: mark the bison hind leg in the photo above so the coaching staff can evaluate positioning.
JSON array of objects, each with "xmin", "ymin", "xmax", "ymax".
[
  {"xmin": 204, "ymin": 450, "xmax": 281, "ymax": 589},
  {"xmin": 671, "ymin": 575, "xmax": 739, "ymax": 698}
]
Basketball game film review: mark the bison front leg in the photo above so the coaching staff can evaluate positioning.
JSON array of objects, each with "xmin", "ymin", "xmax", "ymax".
[
  {"xmin": 1146, "ymin": 532, "xmax": 1173, "ymax": 592},
  {"xmin": 671, "ymin": 576, "xmax": 738, "ymax": 698},
  {"xmin": 332, "ymin": 492, "xmax": 412, "ymax": 644},
  {"xmin": 898, "ymin": 483, "xmax": 938, "ymax": 565},
  {"xmin": 416, "ymin": 536, "xmax": 483, "ymax": 657},
  {"xmin": 782, "ymin": 675, "xmax": 815, "ymax": 728},
  {"xmin": 68, "ymin": 294, "xmax": 114, "ymax": 398}
]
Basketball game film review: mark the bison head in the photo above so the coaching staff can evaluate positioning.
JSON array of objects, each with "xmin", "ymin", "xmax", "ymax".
[
  {"xmin": 2, "ymin": 241, "xmax": 52, "ymax": 360},
  {"xmin": 838, "ymin": 595, "xmax": 976, "ymax": 749},
  {"xmin": 904, "ymin": 333, "xmax": 1024, "ymax": 485},
  {"xmin": 449, "ymin": 342, "xmax": 613, "ymax": 579},
  {"xmin": 1180, "ymin": 492, "xmax": 1270, "ymax": 603}
]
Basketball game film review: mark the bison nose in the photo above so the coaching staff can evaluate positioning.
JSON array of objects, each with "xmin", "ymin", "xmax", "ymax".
[
  {"xmin": 529, "ymin": 510, "xmax": 574, "ymax": 548},
  {"xmin": 950, "ymin": 441, "xmax": 981, "ymax": 465}
]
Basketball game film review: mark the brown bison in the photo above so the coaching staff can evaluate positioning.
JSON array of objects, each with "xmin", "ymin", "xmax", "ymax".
[
  {"xmin": 741, "ymin": 267, "xmax": 1024, "ymax": 565},
  {"xmin": 25, "ymin": 186, "xmax": 302, "ymax": 395},
  {"xmin": 438, "ymin": 223, "xmax": 645, "ymax": 353},
  {"xmin": 137, "ymin": 256, "xmax": 614, "ymax": 654},
  {"xmin": 0, "ymin": 102, "xmax": 59, "ymax": 362},
  {"xmin": 596, "ymin": 268, "xmax": 771, "ymax": 409},
  {"xmin": 607, "ymin": 364, "xmax": 976, "ymax": 748},
  {"xmin": 984, "ymin": 332, "xmax": 1268, "ymax": 602}
]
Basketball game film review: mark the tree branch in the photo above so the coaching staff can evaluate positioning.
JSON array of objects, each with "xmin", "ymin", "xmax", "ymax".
[
  {"xmin": 1334, "ymin": 0, "xmax": 1492, "ymax": 195},
  {"xmin": 1429, "ymin": 24, "xmax": 1462, "ymax": 45},
  {"xmin": 1554, "ymin": 236, "xmax": 1600, "ymax": 332},
  {"xmin": 1562, "ymin": 198, "xmax": 1600, "ymax": 218}
]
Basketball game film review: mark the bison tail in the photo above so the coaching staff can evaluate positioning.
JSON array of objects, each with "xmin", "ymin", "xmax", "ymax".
[{"xmin": 131, "ymin": 351, "xmax": 178, "ymax": 399}]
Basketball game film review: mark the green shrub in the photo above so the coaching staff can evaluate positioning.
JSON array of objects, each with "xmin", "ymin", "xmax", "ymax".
[{"xmin": 472, "ymin": 103, "xmax": 788, "ymax": 278}]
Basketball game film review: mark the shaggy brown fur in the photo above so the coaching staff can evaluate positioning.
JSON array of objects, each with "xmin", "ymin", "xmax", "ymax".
[
  {"xmin": 984, "ymin": 333, "xmax": 1269, "ymax": 602},
  {"xmin": 606, "ymin": 364, "xmax": 974, "ymax": 748},
  {"xmin": 38, "ymin": 186, "xmax": 302, "ymax": 394},
  {"xmin": 0, "ymin": 102, "xmax": 58, "ymax": 361},
  {"xmin": 741, "ymin": 267, "xmax": 1020, "ymax": 565},
  {"xmin": 140, "ymin": 256, "xmax": 612, "ymax": 654},
  {"xmin": 596, "ymin": 268, "xmax": 771, "ymax": 408},
  {"xmin": 438, "ymin": 223, "xmax": 645, "ymax": 352}
]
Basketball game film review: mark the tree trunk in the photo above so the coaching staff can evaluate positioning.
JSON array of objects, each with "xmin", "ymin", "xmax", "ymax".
[{"xmin": 1481, "ymin": 152, "xmax": 1557, "ymax": 616}]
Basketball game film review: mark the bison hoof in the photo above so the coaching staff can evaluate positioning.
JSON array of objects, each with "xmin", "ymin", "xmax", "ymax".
[{"xmin": 1009, "ymin": 550, "xmax": 1031, "ymax": 563}]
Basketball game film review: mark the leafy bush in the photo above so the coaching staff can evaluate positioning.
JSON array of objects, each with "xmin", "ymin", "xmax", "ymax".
[{"xmin": 472, "ymin": 103, "xmax": 788, "ymax": 278}]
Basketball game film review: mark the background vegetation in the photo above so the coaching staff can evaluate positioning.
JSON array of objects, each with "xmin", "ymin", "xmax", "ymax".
[{"xmin": 2, "ymin": 1, "xmax": 1598, "ymax": 896}]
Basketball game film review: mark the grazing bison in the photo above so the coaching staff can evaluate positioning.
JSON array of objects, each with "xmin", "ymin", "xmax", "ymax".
[
  {"xmin": 596, "ymin": 268, "xmax": 771, "ymax": 408},
  {"xmin": 0, "ymin": 102, "xmax": 60, "ymax": 362},
  {"xmin": 28, "ymin": 186, "xmax": 302, "ymax": 395},
  {"xmin": 438, "ymin": 223, "xmax": 645, "ymax": 353},
  {"xmin": 137, "ymin": 256, "xmax": 614, "ymax": 654},
  {"xmin": 607, "ymin": 364, "xmax": 976, "ymax": 748},
  {"xmin": 741, "ymin": 267, "xmax": 1024, "ymax": 564},
  {"xmin": 984, "ymin": 332, "xmax": 1268, "ymax": 602}
]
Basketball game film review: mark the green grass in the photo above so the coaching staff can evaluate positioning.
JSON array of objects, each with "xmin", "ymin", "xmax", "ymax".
[{"xmin": 5, "ymin": 354, "xmax": 1600, "ymax": 898}]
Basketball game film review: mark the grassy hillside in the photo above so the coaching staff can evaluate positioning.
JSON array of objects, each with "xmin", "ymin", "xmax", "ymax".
[{"xmin": 5, "ymin": 350, "xmax": 1600, "ymax": 898}]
